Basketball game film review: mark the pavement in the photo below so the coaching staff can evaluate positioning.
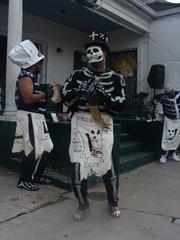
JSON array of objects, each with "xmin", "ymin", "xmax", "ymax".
[{"xmin": 0, "ymin": 159, "xmax": 180, "ymax": 240}]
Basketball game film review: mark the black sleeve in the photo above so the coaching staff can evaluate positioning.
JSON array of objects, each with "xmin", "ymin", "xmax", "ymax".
[{"xmin": 106, "ymin": 73, "xmax": 126, "ymax": 113}]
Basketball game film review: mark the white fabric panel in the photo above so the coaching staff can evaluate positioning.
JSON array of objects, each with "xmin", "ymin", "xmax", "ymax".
[
  {"xmin": 12, "ymin": 110, "xmax": 53, "ymax": 159},
  {"xmin": 162, "ymin": 117, "xmax": 180, "ymax": 151},
  {"xmin": 69, "ymin": 112, "xmax": 113, "ymax": 180}
]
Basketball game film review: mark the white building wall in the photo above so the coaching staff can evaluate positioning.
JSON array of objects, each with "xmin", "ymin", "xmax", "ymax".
[
  {"xmin": 110, "ymin": 14, "xmax": 180, "ymax": 96},
  {"xmin": 23, "ymin": 13, "xmax": 87, "ymax": 84},
  {"xmin": 109, "ymin": 29, "xmax": 149, "ymax": 94},
  {"xmin": 0, "ymin": 4, "xmax": 87, "ymax": 84},
  {"xmin": 149, "ymin": 15, "xmax": 180, "ymax": 90},
  {"xmin": 0, "ymin": 3, "xmax": 149, "ymax": 94},
  {"xmin": 1, "ymin": 3, "xmax": 150, "ymax": 93},
  {"xmin": 1, "ymin": 3, "xmax": 179, "ymax": 94}
]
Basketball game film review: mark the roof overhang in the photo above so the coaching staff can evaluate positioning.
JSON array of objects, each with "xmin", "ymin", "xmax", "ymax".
[
  {"xmin": 0, "ymin": 0, "xmax": 153, "ymax": 34},
  {"xmin": 91, "ymin": 0, "xmax": 151, "ymax": 34},
  {"xmin": 126, "ymin": 0, "xmax": 180, "ymax": 19}
]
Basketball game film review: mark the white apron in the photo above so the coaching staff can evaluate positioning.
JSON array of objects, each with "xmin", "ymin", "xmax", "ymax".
[
  {"xmin": 69, "ymin": 112, "xmax": 114, "ymax": 180},
  {"xmin": 162, "ymin": 116, "xmax": 180, "ymax": 151},
  {"xmin": 12, "ymin": 110, "xmax": 53, "ymax": 160}
]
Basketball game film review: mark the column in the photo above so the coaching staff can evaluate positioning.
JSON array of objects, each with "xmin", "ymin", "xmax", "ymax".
[
  {"xmin": 4, "ymin": 0, "xmax": 23, "ymax": 116},
  {"xmin": 137, "ymin": 33, "xmax": 149, "ymax": 93}
]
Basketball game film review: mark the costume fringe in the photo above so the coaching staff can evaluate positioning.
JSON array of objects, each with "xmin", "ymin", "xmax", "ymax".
[{"xmin": 89, "ymin": 105, "xmax": 111, "ymax": 129}]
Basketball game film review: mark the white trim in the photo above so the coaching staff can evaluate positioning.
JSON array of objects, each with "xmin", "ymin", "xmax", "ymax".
[
  {"xmin": 88, "ymin": 0, "xmax": 151, "ymax": 34},
  {"xmin": 126, "ymin": 0, "xmax": 180, "ymax": 19}
]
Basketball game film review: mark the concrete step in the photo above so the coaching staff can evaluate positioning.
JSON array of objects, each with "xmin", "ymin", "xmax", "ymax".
[
  {"xmin": 45, "ymin": 170, "xmax": 72, "ymax": 190},
  {"xmin": 119, "ymin": 141, "xmax": 143, "ymax": 155},
  {"xmin": 6, "ymin": 157, "xmax": 72, "ymax": 190},
  {"xmin": 6, "ymin": 129, "xmax": 156, "ymax": 191},
  {"xmin": 119, "ymin": 133, "xmax": 135, "ymax": 142},
  {"xmin": 7, "ymin": 150, "xmax": 156, "ymax": 190},
  {"xmin": 119, "ymin": 151, "xmax": 156, "ymax": 173}
]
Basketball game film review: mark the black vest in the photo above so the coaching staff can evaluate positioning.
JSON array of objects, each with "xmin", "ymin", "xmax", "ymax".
[{"xmin": 15, "ymin": 69, "xmax": 46, "ymax": 113}]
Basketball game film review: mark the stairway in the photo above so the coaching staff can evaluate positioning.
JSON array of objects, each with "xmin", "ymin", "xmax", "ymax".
[
  {"xmin": 9, "ymin": 132, "xmax": 157, "ymax": 190},
  {"xmin": 3, "ymin": 130, "xmax": 157, "ymax": 190},
  {"xmin": 0, "ymin": 120, "xmax": 158, "ymax": 190},
  {"xmin": 87, "ymin": 131, "xmax": 156, "ymax": 188},
  {"xmin": 118, "ymin": 133, "xmax": 156, "ymax": 173}
]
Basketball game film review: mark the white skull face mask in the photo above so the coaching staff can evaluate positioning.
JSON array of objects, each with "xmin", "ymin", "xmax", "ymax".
[{"xmin": 86, "ymin": 46, "xmax": 103, "ymax": 63}]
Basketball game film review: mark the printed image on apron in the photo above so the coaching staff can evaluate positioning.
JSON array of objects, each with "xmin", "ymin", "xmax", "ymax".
[
  {"xmin": 69, "ymin": 113, "xmax": 113, "ymax": 180},
  {"xmin": 12, "ymin": 111, "xmax": 53, "ymax": 160},
  {"xmin": 162, "ymin": 117, "xmax": 180, "ymax": 151}
]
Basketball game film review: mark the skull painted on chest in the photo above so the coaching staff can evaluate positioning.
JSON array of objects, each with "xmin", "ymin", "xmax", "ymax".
[{"xmin": 86, "ymin": 46, "xmax": 103, "ymax": 63}]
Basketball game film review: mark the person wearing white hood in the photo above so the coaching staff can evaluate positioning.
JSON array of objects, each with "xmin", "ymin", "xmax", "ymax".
[
  {"xmin": 154, "ymin": 83, "xmax": 180, "ymax": 164},
  {"xmin": 8, "ymin": 40, "xmax": 54, "ymax": 191}
]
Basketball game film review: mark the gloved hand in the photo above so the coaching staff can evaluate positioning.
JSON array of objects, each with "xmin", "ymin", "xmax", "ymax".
[
  {"xmin": 95, "ymin": 83, "xmax": 107, "ymax": 102},
  {"xmin": 87, "ymin": 91, "xmax": 101, "ymax": 106},
  {"xmin": 45, "ymin": 86, "xmax": 54, "ymax": 98},
  {"xmin": 76, "ymin": 81, "xmax": 88, "ymax": 98}
]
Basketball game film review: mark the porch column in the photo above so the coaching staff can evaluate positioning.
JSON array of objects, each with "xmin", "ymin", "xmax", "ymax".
[{"xmin": 4, "ymin": 0, "xmax": 23, "ymax": 116}]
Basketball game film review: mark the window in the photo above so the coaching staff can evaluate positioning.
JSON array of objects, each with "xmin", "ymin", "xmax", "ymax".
[{"xmin": 73, "ymin": 50, "xmax": 87, "ymax": 70}]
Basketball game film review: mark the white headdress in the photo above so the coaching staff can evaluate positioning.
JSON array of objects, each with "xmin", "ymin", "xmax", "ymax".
[{"xmin": 8, "ymin": 39, "xmax": 44, "ymax": 69}]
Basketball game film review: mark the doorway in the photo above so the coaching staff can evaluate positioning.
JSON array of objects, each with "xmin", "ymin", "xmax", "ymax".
[
  {"xmin": 73, "ymin": 50, "xmax": 87, "ymax": 70},
  {"xmin": 109, "ymin": 49, "xmax": 137, "ymax": 99},
  {"xmin": 0, "ymin": 35, "xmax": 7, "ymax": 82},
  {"xmin": 0, "ymin": 35, "xmax": 7, "ymax": 111}
]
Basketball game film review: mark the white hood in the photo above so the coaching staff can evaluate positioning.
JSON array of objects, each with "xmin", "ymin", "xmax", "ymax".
[{"xmin": 8, "ymin": 39, "xmax": 44, "ymax": 69}]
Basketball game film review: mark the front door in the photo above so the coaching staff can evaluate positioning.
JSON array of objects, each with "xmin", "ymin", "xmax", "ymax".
[{"xmin": 109, "ymin": 49, "xmax": 137, "ymax": 100}]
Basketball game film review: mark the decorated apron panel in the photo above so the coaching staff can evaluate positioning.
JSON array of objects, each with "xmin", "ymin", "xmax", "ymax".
[
  {"xmin": 162, "ymin": 117, "xmax": 180, "ymax": 151},
  {"xmin": 69, "ymin": 113, "xmax": 114, "ymax": 180}
]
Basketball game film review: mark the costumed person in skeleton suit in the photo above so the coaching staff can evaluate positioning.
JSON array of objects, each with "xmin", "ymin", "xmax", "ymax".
[
  {"xmin": 62, "ymin": 31, "xmax": 126, "ymax": 220},
  {"xmin": 154, "ymin": 84, "xmax": 180, "ymax": 164},
  {"xmin": 8, "ymin": 40, "xmax": 55, "ymax": 191}
]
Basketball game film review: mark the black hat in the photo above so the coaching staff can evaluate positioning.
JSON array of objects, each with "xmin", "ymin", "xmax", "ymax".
[{"xmin": 84, "ymin": 31, "xmax": 110, "ymax": 53}]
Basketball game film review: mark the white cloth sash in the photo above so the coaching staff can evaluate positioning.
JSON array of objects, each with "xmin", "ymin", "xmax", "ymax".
[
  {"xmin": 12, "ymin": 110, "xmax": 53, "ymax": 160},
  {"xmin": 162, "ymin": 117, "xmax": 180, "ymax": 151},
  {"xmin": 69, "ymin": 112, "xmax": 114, "ymax": 180}
]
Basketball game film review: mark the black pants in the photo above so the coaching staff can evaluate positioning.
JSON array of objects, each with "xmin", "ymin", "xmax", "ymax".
[
  {"xmin": 161, "ymin": 150, "xmax": 175, "ymax": 156},
  {"xmin": 19, "ymin": 150, "xmax": 49, "ymax": 182},
  {"xmin": 19, "ymin": 114, "xmax": 49, "ymax": 182},
  {"xmin": 71, "ymin": 153, "xmax": 119, "ymax": 208}
]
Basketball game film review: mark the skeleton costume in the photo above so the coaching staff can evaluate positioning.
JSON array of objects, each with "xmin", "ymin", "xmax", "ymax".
[
  {"xmin": 62, "ymin": 31, "xmax": 126, "ymax": 218},
  {"xmin": 8, "ymin": 40, "xmax": 53, "ymax": 190},
  {"xmin": 154, "ymin": 84, "xmax": 180, "ymax": 163}
]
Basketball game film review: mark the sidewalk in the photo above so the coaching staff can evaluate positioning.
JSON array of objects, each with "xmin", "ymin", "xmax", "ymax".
[{"xmin": 0, "ymin": 160, "xmax": 180, "ymax": 240}]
